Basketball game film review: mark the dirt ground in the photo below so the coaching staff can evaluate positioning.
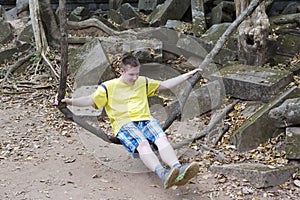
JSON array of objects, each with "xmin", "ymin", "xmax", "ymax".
[
  {"xmin": 1, "ymin": 90, "xmax": 299, "ymax": 200},
  {"xmin": 0, "ymin": 100, "xmax": 220, "ymax": 200}
]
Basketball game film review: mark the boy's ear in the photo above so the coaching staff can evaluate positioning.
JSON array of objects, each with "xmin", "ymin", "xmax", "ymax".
[{"xmin": 119, "ymin": 67, "xmax": 125, "ymax": 74}]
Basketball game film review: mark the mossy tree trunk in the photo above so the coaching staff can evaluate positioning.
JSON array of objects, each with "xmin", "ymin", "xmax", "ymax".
[{"xmin": 235, "ymin": 0, "xmax": 270, "ymax": 66}]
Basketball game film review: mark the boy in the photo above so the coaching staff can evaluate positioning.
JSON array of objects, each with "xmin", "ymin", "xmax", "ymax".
[{"xmin": 62, "ymin": 54, "xmax": 200, "ymax": 189}]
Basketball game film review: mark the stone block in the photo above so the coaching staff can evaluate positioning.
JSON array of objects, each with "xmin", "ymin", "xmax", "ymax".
[
  {"xmin": 210, "ymin": 1, "xmax": 235, "ymax": 25},
  {"xmin": 0, "ymin": 19, "xmax": 13, "ymax": 45},
  {"xmin": 138, "ymin": 0, "xmax": 157, "ymax": 11},
  {"xmin": 0, "ymin": 43, "xmax": 31, "ymax": 64},
  {"xmin": 69, "ymin": 38, "xmax": 116, "ymax": 88},
  {"xmin": 231, "ymin": 86, "xmax": 300, "ymax": 151},
  {"xmin": 119, "ymin": 3, "xmax": 140, "ymax": 21},
  {"xmin": 210, "ymin": 163, "xmax": 296, "ymax": 188},
  {"xmin": 137, "ymin": 27, "xmax": 236, "ymax": 67},
  {"xmin": 191, "ymin": 0, "xmax": 206, "ymax": 36},
  {"xmin": 122, "ymin": 39, "xmax": 162, "ymax": 63},
  {"xmin": 286, "ymin": 127, "xmax": 300, "ymax": 159},
  {"xmin": 148, "ymin": 0, "xmax": 190, "ymax": 25},
  {"xmin": 209, "ymin": 64, "xmax": 293, "ymax": 102}
]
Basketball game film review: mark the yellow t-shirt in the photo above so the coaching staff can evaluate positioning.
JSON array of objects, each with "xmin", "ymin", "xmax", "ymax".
[{"xmin": 90, "ymin": 76, "xmax": 161, "ymax": 136}]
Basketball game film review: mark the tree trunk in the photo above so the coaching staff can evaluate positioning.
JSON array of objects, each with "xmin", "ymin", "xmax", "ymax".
[
  {"xmin": 235, "ymin": 0, "xmax": 270, "ymax": 66},
  {"xmin": 39, "ymin": 0, "xmax": 61, "ymax": 48},
  {"xmin": 29, "ymin": 0, "xmax": 48, "ymax": 52},
  {"xmin": 57, "ymin": 0, "xmax": 68, "ymax": 104}
]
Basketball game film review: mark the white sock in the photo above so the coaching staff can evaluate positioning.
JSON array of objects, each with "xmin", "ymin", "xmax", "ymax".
[
  {"xmin": 155, "ymin": 136, "xmax": 180, "ymax": 168},
  {"xmin": 137, "ymin": 141, "xmax": 161, "ymax": 172}
]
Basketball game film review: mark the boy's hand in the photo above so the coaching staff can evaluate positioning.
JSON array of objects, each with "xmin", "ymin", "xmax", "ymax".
[
  {"xmin": 53, "ymin": 93, "xmax": 72, "ymax": 106},
  {"xmin": 184, "ymin": 68, "xmax": 202, "ymax": 79}
]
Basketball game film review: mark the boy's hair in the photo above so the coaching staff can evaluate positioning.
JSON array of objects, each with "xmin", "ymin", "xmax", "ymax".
[{"xmin": 120, "ymin": 53, "xmax": 140, "ymax": 69}]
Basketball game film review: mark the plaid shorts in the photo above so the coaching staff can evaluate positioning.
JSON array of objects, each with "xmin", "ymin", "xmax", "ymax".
[{"xmin": 117, "ymin": 119, "xmax": 166, "ymax": 158}]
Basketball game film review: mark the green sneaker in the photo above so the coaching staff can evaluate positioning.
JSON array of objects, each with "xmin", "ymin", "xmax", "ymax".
[
  {"xmin": 174, "ymin": 162, "xmax": 199, "ymax": 186},
  {"xmin": 162, "ymin": 167, "xmax": 179, "ymax": 189}
]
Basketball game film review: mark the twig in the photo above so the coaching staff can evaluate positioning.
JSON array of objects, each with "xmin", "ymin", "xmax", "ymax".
[
  {"xmin": 41, "ymin": 51, "xmax": 59, "ymax": 79},
  {"xmin": 1, "ymin": 52, "xmax": 35, "ymax": 88},
  {"xmin": 212, "ymin": 124, "xmax": 230, "ymax": 146},
  {"xmin": 172, "ymin": 100, "xmax": 238, "ymax": 150}
]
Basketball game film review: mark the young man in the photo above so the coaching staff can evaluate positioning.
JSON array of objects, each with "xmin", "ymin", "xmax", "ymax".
[{"xmin": 62, "ymin": 54, "xmax": 200, "ymax": 189}]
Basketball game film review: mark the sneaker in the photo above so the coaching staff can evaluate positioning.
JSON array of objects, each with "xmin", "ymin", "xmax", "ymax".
[
  {"xmin": 174, "ymin": 162, "xmax": 199, "ymax": 186},
  {"xmin": 162, "ymin": 167, "xmax": 179, "ymax": 189}
]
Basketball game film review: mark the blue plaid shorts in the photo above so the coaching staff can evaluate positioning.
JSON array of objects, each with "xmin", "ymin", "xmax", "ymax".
[{"xmin": 117, "ymin": 119, "xmax": 166, "ymax": 158}]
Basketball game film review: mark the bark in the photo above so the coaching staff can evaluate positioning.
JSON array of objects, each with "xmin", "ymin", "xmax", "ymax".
[
  {"xmin": 57, "ymin": 0, "xmax": 114, "ymax": 144},
  {"xmin": 235, "ymin": 0, "xmax": 270, "ymax": 66},
  {"xmin": 29, "ymin": 0, "xmax": 48, "ymax": 53},
  {"xmin": 39, "ymin": 0, "xmax": 61, "ymax": 48},
  {"xmin": 268, "ymin": 97, "xmax": 300, "ymax": 127},
  {"xmin": 163, "ymin": 0, "xmax": 265, "ymax": 131},
  {"xmin": 57, "ymin": 0, "xmax": 68, "ymax": 104}
]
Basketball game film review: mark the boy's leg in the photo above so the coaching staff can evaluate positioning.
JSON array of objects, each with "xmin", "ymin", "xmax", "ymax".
[
  {"xmin": 117, "ymin": 122, "xmax": 178, "ymax": 188},
  {"xmin": 142, "ymin": 119, "xmax": 180, "ymax": 168},
  {"xmin": 137, "ymin": 141, "xmax": 161, "ymax": 172},
  {"xmin": 137, "ymin": 140, "xmax": 179, "ymax": 189},
  {"xmin": 144, "ymin": 120, "xmax": 199, "ymax": 186},
  {"xmin": 154, "ymin": 136, "xmax": 181, "ymax": 168}
]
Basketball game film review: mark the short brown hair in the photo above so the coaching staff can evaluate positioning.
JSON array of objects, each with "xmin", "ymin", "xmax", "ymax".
[{"xmin": 120, "ymin": 53, "xmax": 140, "ymax": 69}]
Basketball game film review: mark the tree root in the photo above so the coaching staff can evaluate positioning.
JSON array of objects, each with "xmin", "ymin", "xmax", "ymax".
[
  {"xmin": 1, "ymin": 52, "xmax": 35, "ymax": 88},
  {"xmin": 67, "ymin": 18, "xmax": 137, "ymax": 36}
]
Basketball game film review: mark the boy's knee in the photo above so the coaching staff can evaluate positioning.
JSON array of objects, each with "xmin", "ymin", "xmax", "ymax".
[
  {"xmin": 137, "ymin": 141, "xmax": 151, "ymax": 152},
  {"xmin": 154, "ymin": 136, "xmax": 170, "ymax": 149}
]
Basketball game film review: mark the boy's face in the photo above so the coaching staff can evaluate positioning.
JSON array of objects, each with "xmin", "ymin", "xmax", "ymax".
[{"xmin": 120, "ymin": 65, "xmax": 140, "ymax": 86}]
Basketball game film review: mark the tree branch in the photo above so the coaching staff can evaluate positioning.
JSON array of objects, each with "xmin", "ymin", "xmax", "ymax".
[{"xmin": 163, "ymin": 0, "xmax": 265, "ymax": 131}]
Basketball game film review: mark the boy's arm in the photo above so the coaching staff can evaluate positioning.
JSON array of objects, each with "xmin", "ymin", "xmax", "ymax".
[
  {"xmin": 61, "ymin": 96, "xmax": 95, "ymax": 107},
  {"xmin": 157, "ymin": 68, "xmax": 201, "ymax": 91}
]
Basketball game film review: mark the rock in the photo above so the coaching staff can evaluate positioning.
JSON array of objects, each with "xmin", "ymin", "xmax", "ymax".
[
  {"xmin": 108, "ymin": 9, "xmax": 124, "ymax": 25},
  {"xmin": 17, "ymin": 24, "xmax": 34, "ymax": 44},
  {"xmin": 0, "ymin": 19, "xmax": 13, "ymax": 45},
  {"xmin": 285, "ymin": 127, "xmax": 300, "ymax": 159},
  {"xmin": 4, "ymin": 7, "xmax": 17, "ymax": 21},
  {"xmin": 209, "ymin": 64, "xmax": 293, "ymax": 102},
  {"xmin": 267, "ymin": 13, "xmax": 300, "ymax": 65},
  {"xmin": 0, "ymin": 43, "xmax": 31, "ymax": 64},
  {"xmin": 16, "ymin": 0, "xmax": 29, "ymax": 15},
  {"xmin": 119, "ymin": 17, "xmax": 149, "ymax": 30},
  {"xmin": 269, "ymin": 98, "xmax": 300, "ymax": 127},
  {"xmin": 191, "ymin": 0, "xmax": 207, "ymax": 37},
  {"xmin": 148, "ymin": 0, "xmax": 190, "ymax": 26},
  {"xmin": 69, "ymin": 6, "xmax": 90, "ymax": 22},
  {"xmin": 210, "ymin": 1, "xmax": 235, "ymax": 26},
  {"xmin": 282, "ymin": 2, "xmax": 300, "ymax": 14},
  {"xmin": 119, "ymin": 3, "xmax": 140, "ymax": 21},
  {"xmin": 69, "ymin": 38, "xmax": 116, "ymax": 88},
  {"xmin": 137, "ymin": 27, "xmax": 236, "ymax": 67},
  {"xmin": 230, "ymin": 86, "xmax": 300, "ymax": 152},
  {"xmin": 210, "ymin": 163, "xmax": 296, "ymax": 188},
  {"xmin": 138, "ymin": 0, "xmax": 157, "ymax": 12},
  {"xmin": 0, "ymin": 5, "xmax": 5, "ymax": 17}
]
